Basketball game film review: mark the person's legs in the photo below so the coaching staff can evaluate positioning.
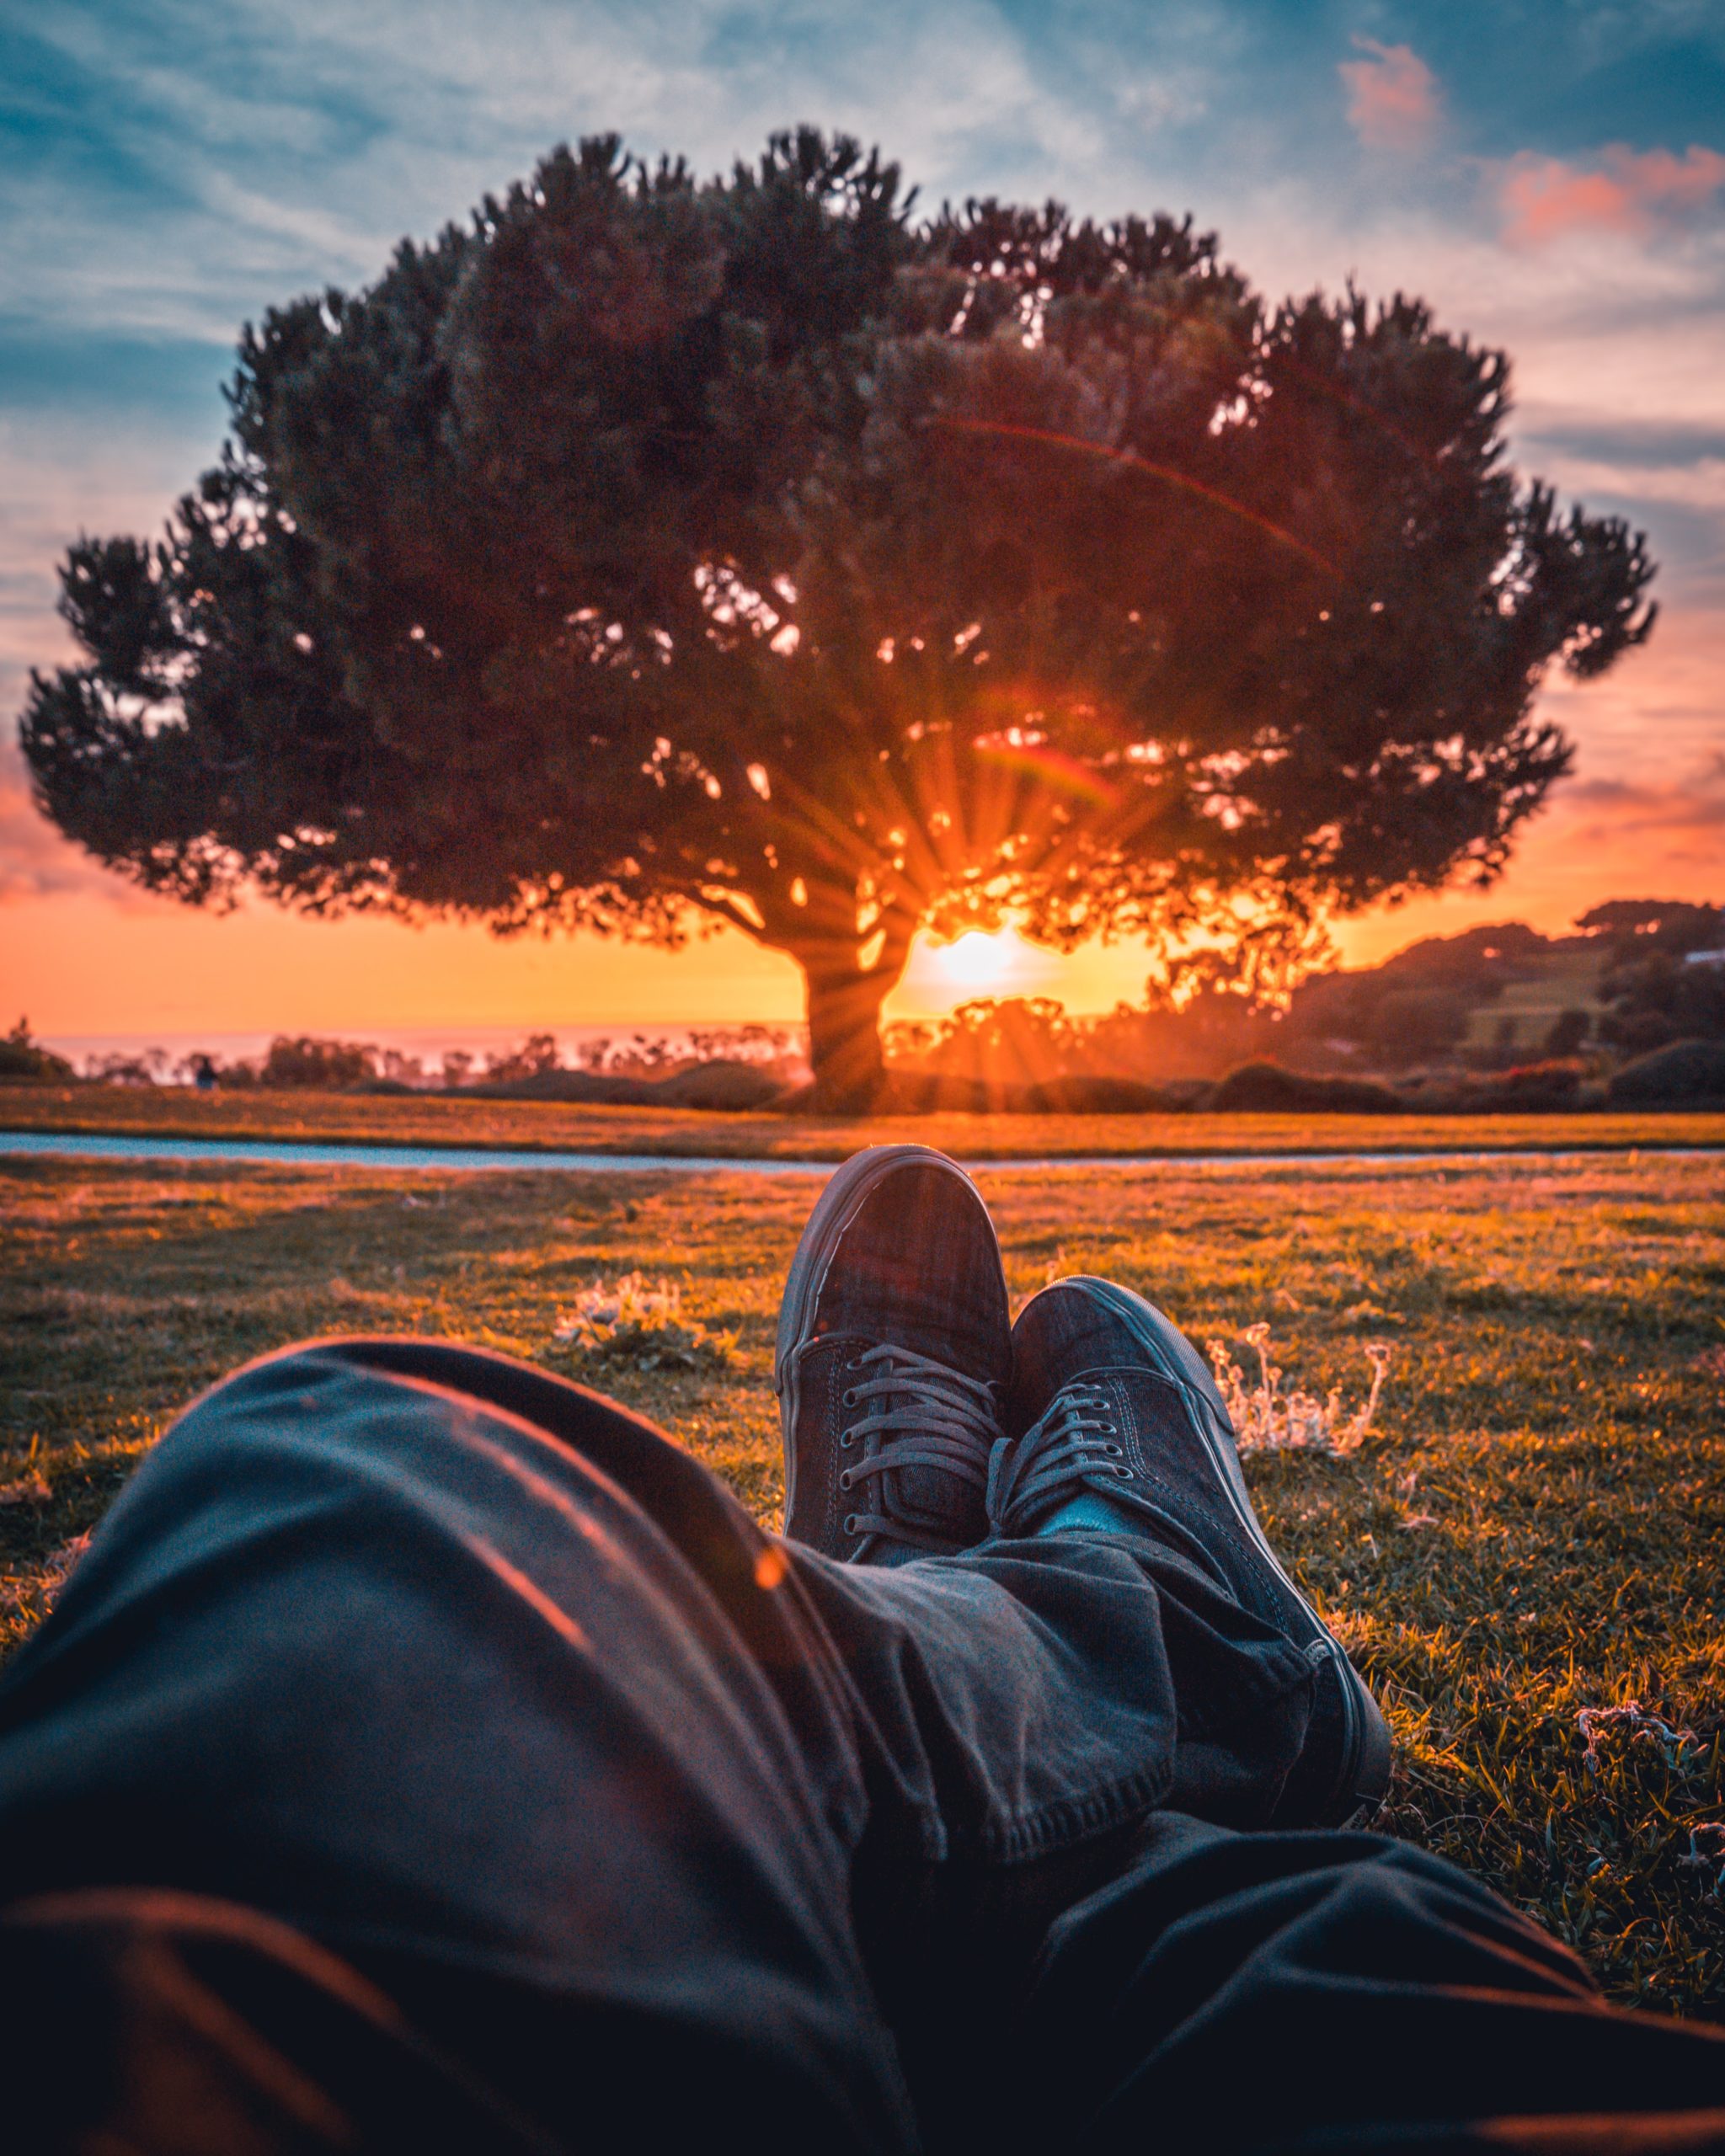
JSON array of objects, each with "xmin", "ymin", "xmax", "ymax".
[
  {"xmin": 0, "ymin": 1322, "xmax": 1325, "ymax": 2151},
  {"xmin": 772, "ymin": 1145, "xmax": 1329, "ymax": 1860},
  {"xmin": 911, "ymin": 1266, "xmax": 1725, "ymax": 2155},
  {"xmin": 3, "ymin": 1152, "xmax": 1720, "ymax": 2153},
  {"xmin": 0, "ymin": 1336, "xmax": 916, "ymax": 2151}
]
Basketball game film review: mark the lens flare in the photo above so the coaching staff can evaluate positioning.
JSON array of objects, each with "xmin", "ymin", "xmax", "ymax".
[{"xmin": 935, "ymin": 931, "xmax": 1019, "ymax": 990}]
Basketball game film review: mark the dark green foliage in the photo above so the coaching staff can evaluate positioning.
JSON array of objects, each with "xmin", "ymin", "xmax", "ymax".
[
  {"xmin": 22, "ymin": 130, "xmax": 1657, "ymax": 1105},
  {"xmin": 256, "ymin": 1036, "xmax": 378, "ymax": 1088},
  {"xmin": 477, "ymin": 1033, "xmax": 562, "ymax": 1086},
  {"xmin": 1578, "ymin": 900, "xmax": 1723, "ymax": 958},
  {"xmin": 0, "ymin": 1020, "xmax": 72, "ymax": 1084},
  {"xmin": 1285, "ymin": 922, "xmax": 1556, "ymax": 1067},
  {"xmin": 1464, "ymin": 1059, "xmax": 1586, "ymax": 1112},
  {"xmin": 1606, "ymin": 1040, "xmax": 1725, "ymax": 1107},
  {"xmin": 1206, "ymin": 1060, "xmax": 1403, "ymax": 1113},
  {"xmin": 1585, "ymin": 904, "xmax": 1725, "ymax": 1057},
  {"xmin": 1601, "ymin": 957, "xmax": 1725, "ymax": 1054},
  {"xmin": 1544, "ymin": 1006, "xmax": 1593, "ymax": 1057}
]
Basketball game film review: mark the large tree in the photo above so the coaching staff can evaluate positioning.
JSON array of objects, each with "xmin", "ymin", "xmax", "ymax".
[{"xmin": 24, "ymin": 130, "xmax": 1655, "ymax": 1107}]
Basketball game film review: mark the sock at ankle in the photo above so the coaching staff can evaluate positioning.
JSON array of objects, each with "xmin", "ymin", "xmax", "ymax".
[{"xmin": 1039, "ymin": 1490, "xmax": 1142, "ymax": 1537}]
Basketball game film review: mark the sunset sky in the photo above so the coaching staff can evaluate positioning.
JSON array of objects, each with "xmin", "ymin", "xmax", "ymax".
[{"xmin": 3, "ymin": 0, "xmax": 1722, "ymax": 1053}]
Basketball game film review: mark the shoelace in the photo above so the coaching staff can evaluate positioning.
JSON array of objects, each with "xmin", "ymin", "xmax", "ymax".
[
  {"xmin": 837, "ymin": 1342, "xmax": 1003, "ymax": 1557},
  {"xmin": 985, "ymin": 1382, "xmax": 1133, "ymax": 1539}
]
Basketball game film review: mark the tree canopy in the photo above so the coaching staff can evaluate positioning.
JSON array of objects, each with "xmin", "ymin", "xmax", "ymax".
[{"xmin": 23, "ymin": 128, "xmax": 1657, "ymax": 1104}]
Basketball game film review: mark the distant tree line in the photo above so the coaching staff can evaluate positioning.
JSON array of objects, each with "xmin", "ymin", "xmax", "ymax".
[
  {"xmin": 7, "ymin": 898, "xmax": 1718, "ymax": 1107},
  {"xmin": 886, "ymin": 898, "xmax": 1725, "ymax": 1085},
  {"xmin": 9, "ymin": 1024, "xmax": 806, "ymax": 1091}
]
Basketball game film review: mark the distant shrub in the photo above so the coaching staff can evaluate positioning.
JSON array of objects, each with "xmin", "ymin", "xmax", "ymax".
[
  {"xmin": 1018, "ymin": 1075, "xmax": 1183, "ymax": 1113},
  {"xmin": 1543, "ymin": 1006, "xmax": 1593, "ymax": 1057},
  {"xmin": 0, "ymin": 1018, "xmax": 74, "ymax": 1084},
  {"xmin": 653, "ymin": 1060, "xmax": 785, "ymax": 1110},
  {"xmin": 258, "ymin": 1036, "xmax": 378, "ymax": 1088},
  {"xmin": 1366, "ymin": 986, "xmax": 1474, "ymax": 1064},
  {"xmin": 469, "ymin": 1027, "xmax": 806, "ymax": 1097},
  {"xmin": 1470, "ymin": 1059, "xmax": 1586, "ymax": 1113},
  {"xmin": 83, "ymin": 1051, "xmax": 168, "ymax": 1086},
  {"xmin": 1606, "ymin": 1039, "xmax": 1725, "ymax": 1107},
  {"xmin": 1206, "ymin": 1061, "xmax": 1403, "ymax": 1113},
  {"xmin": 1599, "ymin": 951, "xmax": 1725, "ymax": 1054},
  {"xmin": 483, "ymin": 1033, "xmax": 563, "ymax": 1084}
]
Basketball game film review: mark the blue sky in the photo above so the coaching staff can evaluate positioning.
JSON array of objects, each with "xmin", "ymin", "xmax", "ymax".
[{"xmin": 3, "ymin": 0, "xmax": 1722, "ymax": 1037}]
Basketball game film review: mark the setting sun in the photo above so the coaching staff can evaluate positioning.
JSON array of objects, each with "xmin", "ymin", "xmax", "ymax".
[
  {"xmin": 932, "ymin": 931, "xmax": 1020, "ymax": 992},
  {"xmin": 890, "ymin": 924, "xmax": 1093, "ymax": 1020}
]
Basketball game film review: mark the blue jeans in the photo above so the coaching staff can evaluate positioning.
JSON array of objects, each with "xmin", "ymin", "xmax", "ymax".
[{"xmin": 0, "ymin": 1339, "xmax": 1719, "ymax": 2152}]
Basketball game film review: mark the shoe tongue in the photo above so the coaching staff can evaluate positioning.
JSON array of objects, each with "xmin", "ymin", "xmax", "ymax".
[
  {"xmin": 867, "ymin": 1351, "xmax": 985, "ymax": 1539},
  {"xmin": 877, "ymin": 1358, "xmax": 953, "ymax": 1528}
]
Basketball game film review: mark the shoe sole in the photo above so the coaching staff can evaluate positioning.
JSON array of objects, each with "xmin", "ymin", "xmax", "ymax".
[
  {"xmin": 1040, "ymin": 1275, "xmax": 1393, "ymax": 1823},
  {"xmin": 774, "ymin": 1145, "xmax": 1003, "ymax": 1522}
]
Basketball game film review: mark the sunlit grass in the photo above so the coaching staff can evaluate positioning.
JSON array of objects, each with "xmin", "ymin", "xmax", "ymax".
[
  {"xmin": 3, "ymin": 1081, "xmax": 1723, "ymax": 1159},
  {"xmin": 2, "ymin": 1150, "xmax": 1722, "ymax": 2015}
]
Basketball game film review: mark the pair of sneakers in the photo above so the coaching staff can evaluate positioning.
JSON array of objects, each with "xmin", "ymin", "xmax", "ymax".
[{"xmin": 774, "ymin": 1144, "xmax": 1391, "ymax": 1827}]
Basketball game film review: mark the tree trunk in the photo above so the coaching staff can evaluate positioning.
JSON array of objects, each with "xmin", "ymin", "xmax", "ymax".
[{"xmin": 803, "ymin": 961, "xmax": 895, "ymax": 1113}]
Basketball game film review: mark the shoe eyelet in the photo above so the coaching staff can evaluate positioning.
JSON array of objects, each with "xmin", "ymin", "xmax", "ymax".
[
  {"xmin": 1104, "ymin": 1444, "xmax": 1124, "ymax": 1457},
  {"xmin": 838, "ymin": 1469, "xmax": 853, "ymax": 1491},
  {"xmin": 841, "ymin": 1389, "xmax": 858, "ymax": 1408},
  {"xmin": 839, "ymin": 1429, "xmax": 854, "ymax": 1449},
  {"xmin": 1114, "ymin": 1464, "xmax": 1133, "ymax": 1478},
  {"xmin": 842, "ymin": 1513, "xmax": 859, "ymax": 1535}
]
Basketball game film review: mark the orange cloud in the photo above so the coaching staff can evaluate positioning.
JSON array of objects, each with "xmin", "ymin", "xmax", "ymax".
[
  {"xmin": 1339, "ymin": 38, "xmax": 1439, "ymax": 154},
  {"xmin": 1500, "ymin": 144, "xmax": 1725, "ymax": 245}
]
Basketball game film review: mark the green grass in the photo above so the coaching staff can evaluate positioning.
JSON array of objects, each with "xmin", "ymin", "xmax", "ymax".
[
  {"xmin": 3, "ymin": 1150, "xmax": 1722, "ymax": 2016},
  {"xmin": 4, "ymin": 1079, "xmax": 1724, "ymax": 1159}
]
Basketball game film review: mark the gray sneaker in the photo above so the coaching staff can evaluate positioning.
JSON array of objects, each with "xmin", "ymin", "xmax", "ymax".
[
  {"xmin": 775, "ymin": 1145, "xmax": 1009, "ymax": 1564},
  {"xmin": 1001, "ymin": 1276, "xmax": 1393, "ymax": 1823}
]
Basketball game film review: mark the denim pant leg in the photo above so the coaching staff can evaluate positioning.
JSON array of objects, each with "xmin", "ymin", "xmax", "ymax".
[
  {"xmin": 0, "ymin": 1334, "xmax": 1322, "ymax": 2147},
  {"xmin": 0, "ymin": 1338, "xmax": 916, "ymax": 2151},
  {"xmin": 995, "ymin": 1808, "xmax": 1725, "ymax": 2153},
  {"xmin": 6, "ymin": 1337, "xmax": 1718, "ymax": 2154}
]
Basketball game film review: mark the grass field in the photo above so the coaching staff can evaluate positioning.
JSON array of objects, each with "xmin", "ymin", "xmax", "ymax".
[
  {"xmin": 4, "ymin": 1080, "xmax": 1725, "ymax": 1160},
  {"xmin": 3, "ymin": 1147, "xmax": 1722, "ymax": 2016}
]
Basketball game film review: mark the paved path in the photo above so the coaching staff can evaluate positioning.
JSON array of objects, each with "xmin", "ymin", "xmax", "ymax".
[{"xmin": 4, "ymin": 1129, "xmax": 1721, "ymax": 1177}]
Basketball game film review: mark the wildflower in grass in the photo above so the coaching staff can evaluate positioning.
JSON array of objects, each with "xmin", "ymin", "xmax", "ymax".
[
  {"xmin": 1577, "ymin": 1701, "xmax": 1701, "ymax": 1776},
  {"xmin": 553, "ymin": 1273, "xmax": 736, "ymax": 1372},
  {"xmin": 1206, "ymin": 1323, "xmax": 1390, "ymax": 1456}
]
